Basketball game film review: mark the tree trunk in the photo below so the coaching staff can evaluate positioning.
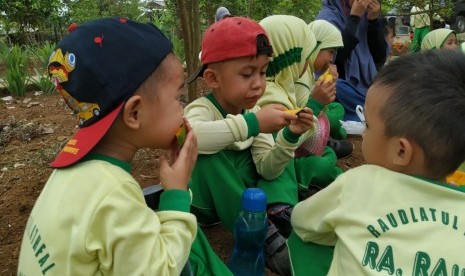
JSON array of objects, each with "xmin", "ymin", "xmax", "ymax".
[{"xmin": 175, "ymin": 0, "xmax": 200, "ymax": 103}]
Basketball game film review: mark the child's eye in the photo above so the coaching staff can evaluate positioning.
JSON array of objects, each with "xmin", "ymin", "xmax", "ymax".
[{"xmin": 241, "ymin": 73, "xmax": 252, "ymax": 78}]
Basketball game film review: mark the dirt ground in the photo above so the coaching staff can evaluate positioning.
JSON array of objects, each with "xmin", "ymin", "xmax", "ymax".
[{"xmin": 0, "ymin": 89, "xmax": 364, "ymax": 275}]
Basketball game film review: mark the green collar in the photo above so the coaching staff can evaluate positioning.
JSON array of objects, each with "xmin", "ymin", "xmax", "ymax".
[
  {"xmin": 80, "ymin": 153, "xmax": 131, "ymax": 173},
  {"xmin": 414, "ymin": 175, "xmax": 465, "ymax": 193},
  {"xmin": 205, "ymin": 93, "xmax": 245, "ymax": 118}
]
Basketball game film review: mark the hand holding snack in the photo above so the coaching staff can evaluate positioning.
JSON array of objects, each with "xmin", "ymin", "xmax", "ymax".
[
  {"xmin": 255, "ymin": 104, "xmax": 297, "ymax": 133},
  {"xmin": 160, "ymin": 118, "xmax": 197, "ymax": 191},
  {"xmin": 288, "ymin": 107, "xmax": 315, "ymax": 135}
]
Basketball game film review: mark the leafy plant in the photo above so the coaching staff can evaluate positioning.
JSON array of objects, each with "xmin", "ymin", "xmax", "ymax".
[
  {"xmin": 0, "ymin": 43, "xmax": 30, "ymax": 97},
  {"xmin": 151, "ymin": 10, "xmax": 186, "ymax": 63},
  {"xmin": 31, "ymin": 68, "xmax": 55, "ymax": 94},
  {"xmin": 27, "ymin": 42, "xmax": 56, "ymax": 94}
]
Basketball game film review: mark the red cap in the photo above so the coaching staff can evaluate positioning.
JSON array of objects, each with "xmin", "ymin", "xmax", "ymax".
[{"xmin": 186, "ymin": 17, "xmax": 272, "ymax": 83}]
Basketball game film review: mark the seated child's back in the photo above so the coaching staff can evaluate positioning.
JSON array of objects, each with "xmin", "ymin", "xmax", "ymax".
[{"xmin": 290, "ymin": 49, "xmax": 465, "ymax": 275}]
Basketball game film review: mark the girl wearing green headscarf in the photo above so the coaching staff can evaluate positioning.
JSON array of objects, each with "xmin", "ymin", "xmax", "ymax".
[
  {"xmin": 295, "ymin": 20, "xmax": 347, "ymax": 140},
  {"xmin": 421, "ymin": 28, "xmax": 458, "ymax": 50},
  {"xmin": 257, "ymin": 15, "xmax": 343, "ymax": 235}
]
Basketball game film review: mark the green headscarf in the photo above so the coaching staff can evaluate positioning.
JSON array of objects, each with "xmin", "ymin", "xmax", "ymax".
[
  {"xmin": 294, "ymin": 20, "xmax": 343, "ymax": 107},
  {"xmin": 258, "ymin": 15, "xmax": 317, "ymax": 109},
  {"xmin": 307, "ymin": 20, "xmax": 343, "ymax": 74},
  {"xmin": 421, "ymin": 28, "xmax": 456, "ymax": 50}
]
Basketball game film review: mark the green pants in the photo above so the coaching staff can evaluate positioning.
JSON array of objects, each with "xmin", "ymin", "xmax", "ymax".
[
  {"xmin": 288, "ymin": 231, "xmax": 334, "ymax": 276},
  {"xmin": 324, "ymin": 102, "xmax": 347, "ymax": 140},
  {"xmin": 189, "ymin": 227, "xmax": 233, "ymax": 276},
  {"xmin": 410, "ymin": 26, "xmax": 430, "ymax": 53},
  {"xmin": 190, "ymin": 147, "xmax": 341, "ymax": 233},
  {"xmin": 190, "ymin": 149, "xmax": 298, "ymax": 232},
  {"xmin": 294, "ymin": 146, "xmax": 342, "ymax": 192}
]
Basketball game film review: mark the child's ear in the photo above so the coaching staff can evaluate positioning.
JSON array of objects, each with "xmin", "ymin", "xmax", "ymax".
[
  {"xmin": 203, "ymin": 68, "xmax": 220, "ymax": 89},
  {"xmin": 392, "ymin": 137, "xmax": 413, "ymax": 166},
  {"xmin": 122, "ymin": 95, "xmax": 143, "ymax": 130}
]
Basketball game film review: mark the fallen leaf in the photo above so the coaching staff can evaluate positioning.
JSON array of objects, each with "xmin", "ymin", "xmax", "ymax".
[
  {"xmin": 1, "ymin": 96, "xmax": 13, "ymax": 101},
  {"xmin": 26, "ymin": 102, "xmax": 40, "ymax": 108},
  {"xmin": 57, "ymin": 136, "xmax": 68, "ymax": 141}
]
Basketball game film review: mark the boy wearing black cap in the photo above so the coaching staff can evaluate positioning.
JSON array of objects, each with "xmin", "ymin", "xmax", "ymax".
[
  {"xmin": 18, "ymin": 18, "xmax": 201, "ymax": 275},
  {"xmin": 185, "ymin": 16, "xmax": 315, "ymax": 275}
]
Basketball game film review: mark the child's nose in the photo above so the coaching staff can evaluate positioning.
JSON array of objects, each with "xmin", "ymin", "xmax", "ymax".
[{"xmin": 252, "ymin": 75, "xmax": 263, "ymax": 89}]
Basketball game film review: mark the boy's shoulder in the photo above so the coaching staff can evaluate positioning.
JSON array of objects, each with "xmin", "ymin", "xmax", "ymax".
[{"xmin": 61, "ymin": 158, "xmax": 133, "ymax": 179}]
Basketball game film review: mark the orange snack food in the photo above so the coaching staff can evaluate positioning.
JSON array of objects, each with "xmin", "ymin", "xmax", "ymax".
[
  {"xmin": 284, "ymin": 108, "xmax": 303, "ymax": 115},
  {"xmin": 176, "ymin": 125, "xmax": 186, "ymax": 148}
]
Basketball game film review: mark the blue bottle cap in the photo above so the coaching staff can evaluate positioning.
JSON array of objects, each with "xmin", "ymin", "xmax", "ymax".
[{"xmin": 241, "ymin": 188, "xmax": 267, "ymax": 212}]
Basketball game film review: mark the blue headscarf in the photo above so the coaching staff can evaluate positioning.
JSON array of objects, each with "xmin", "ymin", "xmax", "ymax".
[{"xmin": 317, "ymin": 0, "xmax": 378, "ymax": 94}]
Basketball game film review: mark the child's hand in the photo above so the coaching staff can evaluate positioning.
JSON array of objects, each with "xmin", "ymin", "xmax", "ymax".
[
  {"xmin": 288, "ymin": 107, "xmax": 314, "ymax": 135},
  {"xmin": 255, "ymin": 104, "xmax": 298, "ymax": 133},
  {"xmin": 159, "ymin": 118, "xmax": 197, "ymax": 191},
  {"xmin": 328, "ymin": 64, "xmax": 338, "ymax": 80},
  {"xmin": 312, "ymin": 80, "xmax": 337, "ymax": 106}
]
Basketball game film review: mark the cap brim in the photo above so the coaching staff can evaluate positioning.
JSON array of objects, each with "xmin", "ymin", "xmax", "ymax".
[
  {"xmin": 185, "ymin": 64, "xmax": 206, "ymax": 84},
  {"xmin": 50, "ymin": 103, "xmax": 124, "ymax": 168}
]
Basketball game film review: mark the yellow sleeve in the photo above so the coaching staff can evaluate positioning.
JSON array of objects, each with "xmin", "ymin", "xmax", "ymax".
[
  {"xmin": 410, "ymin": 6, "xmax": 416, "ymax": 28},
  {"xmin": 185, "ymin": 98, "xmax": 250, "ymax": 154},
  {"xmin": 86, "ymin": 183, "xmax": 197, "ymax": 275},
  {"xmin": 291, "ymin": 173, "xmax": 347, "ymax": 246},
  {"xmin": 251, "ymin": 130, "xmax": 298, "ymax": 180}
]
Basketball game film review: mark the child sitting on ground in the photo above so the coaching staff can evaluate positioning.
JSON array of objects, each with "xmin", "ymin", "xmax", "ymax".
[
  {"xmin": 185, "ymin": 16, "xmax": 314, "ymax": 275},
  {"xmin": 257, "ymin": 15, "xmax": 344, "ymax": 202},
  {"xmin": 17, "ymin": 17, "xmax": 217, "ymax": 275},
  {"xmin": 295, "ymin": 20, "xmax": 347, "ymax": 141},
  {"xmin": 289, "ymin": 49, "xmax": 465, "ymax": 275}
]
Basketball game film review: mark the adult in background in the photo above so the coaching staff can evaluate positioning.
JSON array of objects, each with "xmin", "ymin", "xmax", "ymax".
[{"xmin": 317, "ymin": 0, "xmax": 387, "ymax": 122}]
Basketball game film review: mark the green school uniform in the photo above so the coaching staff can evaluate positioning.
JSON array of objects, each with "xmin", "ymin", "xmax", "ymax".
[
  {"xmin": 290, "ymin": 165, "xmax": 465, "ymax": 275},
  {"xmin": 258, "ymin": 15, "xmax": 343, "ymax": 193},
  {"xmin": 185, "ymin": 93, "xmax": 302, "ymax": 232}
]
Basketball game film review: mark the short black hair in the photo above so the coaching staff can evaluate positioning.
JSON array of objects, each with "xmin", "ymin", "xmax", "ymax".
[{"xmin": 373, "ymin": 50, "xmax": 465, "ymax": 179}]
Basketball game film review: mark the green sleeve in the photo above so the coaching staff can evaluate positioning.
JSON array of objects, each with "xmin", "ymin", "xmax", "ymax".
[
  {"xmin": 306, "ymin": 98, "xmax": 323, "ymax": 116},
  {"xmin": 244, "ymin": 112, "xmax": 260, "ymax": 138},
  {"xmin": 158, "ymin": 189, "xmax": 191, "ymax": 212},
  {"xmin": 283, "ymin": 126, "xmax": 301, "ymax": 144}
]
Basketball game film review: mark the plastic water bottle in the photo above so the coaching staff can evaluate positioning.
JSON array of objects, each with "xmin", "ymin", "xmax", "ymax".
[{"xmin": 228, "ymin": 188, "xmax": 268, "ymax": 276}]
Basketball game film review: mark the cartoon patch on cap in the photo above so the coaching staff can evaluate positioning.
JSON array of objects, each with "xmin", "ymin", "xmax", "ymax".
[{"xmin": 49, "ymin": 48, "xmax": 101, "ymax": 126}]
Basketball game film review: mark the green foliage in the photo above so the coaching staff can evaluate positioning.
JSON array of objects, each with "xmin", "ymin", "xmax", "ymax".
[
  {"xmin": 274, "ymin": 0, "xmax": 322, "ymax": 22},
  {"xmin": 27, "ymin": 42, "xmax": 56, "ymax": 94},
  {"xmin": 383, "ymin": 0, "xmax": 453, "ymax": 18},
  {"xmin": 27, "ymin": 41, "xmax": 55, "ymax": 69},
  {"xmin": 0, "ymin": 43, "xmax": 30, "ymax": 97},
  {"xmin": 30, "ymin": 68, "xmax": 56, "ymax": 94},
  {"xmin": 67, "ymin": 0, "xmax": 143, "ymax": 24},
  {"xmin": 0, "ymin": 0, "xmax": 62, "ymax": 43},
  {"xmin": 151, "ymin": 9, "xmax": 185, "ymax": 62},
  {"xmin": 206, "ymin": 0, "xmax": 322, "ymax": 22}
]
